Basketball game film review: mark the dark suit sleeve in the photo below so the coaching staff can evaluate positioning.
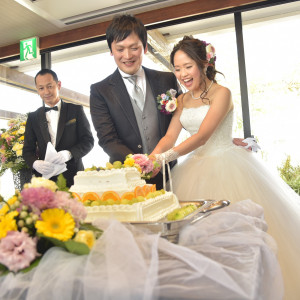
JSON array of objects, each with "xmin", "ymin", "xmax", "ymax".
[
  {"xmin": 68, "ymin": 105, "xmax": 94, "ymax": 161},
  {"xmin": 23, "ymin": 112, "xmax": 38, "ymax": 168},
  {"xmin": 90, "ymin": 83, "xmax": 134, "ymax": 162}
]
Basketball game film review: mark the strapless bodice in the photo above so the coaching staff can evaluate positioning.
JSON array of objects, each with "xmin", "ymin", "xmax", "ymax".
[{"xmin": 180, "ymin": 105, "xmax": 234, "ymax": 156}]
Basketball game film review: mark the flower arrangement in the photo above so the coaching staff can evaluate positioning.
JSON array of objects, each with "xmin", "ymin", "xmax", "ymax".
[
  {"xmin": 205, "ymin": 43, "xmax": 216, "ymax": 67},
  {"xmin": 0, "ymin": 114, "xmax": 29, "ymax": 176},
  {"xmin": 156, "ymin": 89, "xmax": 177, "ymax": 115},
  {"xmin": 0, "ymin": 176, "xmax": 102, "ymax": 274},
  {"xmin": 123, "ymin": 154, "xmax": 160, "ymax": 180}
]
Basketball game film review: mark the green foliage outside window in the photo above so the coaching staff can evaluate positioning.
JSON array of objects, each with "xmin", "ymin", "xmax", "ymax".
[{"xmin": 278, "ymin": 156, "xmax": 300, "ymax": 196}]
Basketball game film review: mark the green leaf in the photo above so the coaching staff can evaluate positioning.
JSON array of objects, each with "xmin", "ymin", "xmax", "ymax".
[
  {"xmin": 38, "ymin": 234, "xmax": 90, "ymax": 255},
  {"xmin": 0, "ymin": 263, "xmax": 9, "ymax": 276},
  {"xmin": 64, "ymin": 239, "xmax": 90, "ymax": 255},
  {"xmin": 56, "ymin": 174, "xmax": 69, "ymax": 191}
]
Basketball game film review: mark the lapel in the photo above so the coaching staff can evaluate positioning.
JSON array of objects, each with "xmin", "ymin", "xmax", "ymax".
[
  {"xmin": 143, "ymin": 67, "xmax": 168, "ymax": 135},
  {"xmin": 56, "ymin": 100, "xmax": 67, "ymax": 146},
  {"xmin": 109, "ymin": 69, "xmax": 140, "ymax": 137},
  {"xmin": 37, "ymin": 107, "xmax": 51, "ymax": 144}
]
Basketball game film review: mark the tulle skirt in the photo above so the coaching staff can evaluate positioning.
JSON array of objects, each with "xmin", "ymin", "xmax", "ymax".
[
  {"xmin": 0, "ymin": 200, "xmax": 283, "ymax": 300},
  {"xmin": 171, "ymin": 145, "xmax": 300, "ymax": 300}
]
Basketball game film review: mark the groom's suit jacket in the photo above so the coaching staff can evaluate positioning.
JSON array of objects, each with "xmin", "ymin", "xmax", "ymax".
[
  {"xmin": 90, "ymin": 67, "xmax": 179, "ymax": 162},
  {"xmin": 23, "ymin": 101, "xmax": 94, "ymax": 187},
  {"xmin": 90, "ymin": 67, "xmax": 179, "ymax": 189}
]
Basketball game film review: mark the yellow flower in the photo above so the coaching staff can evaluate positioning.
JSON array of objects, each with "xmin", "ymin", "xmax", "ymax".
[
  {"xmin": 134, "ymin": 163, "xmax": 142, "ymax": 173},
  {"xmin": 16, "ymin": 150, "xmax": 22, "ymax": 157},
  {"xmin": 17, "ymin": 126, "xmax": 25, "ymax": 135},
  {"xmin": 74, "ymin": 230, "xmax": 95, "ymax": 249},
  {"xmin": 24, "ymin": 177, "xmax": 58, "ymax": 192},
  {"xmin": 0, "ymin": 195, "xmax": 18, "ymax": 217},
  {"xmin": 124, "ymin": 157, "xmax": 135, "ymax": 167},
  {"xmin": 35, "ymin": 208, "xmax": 75, "ymax": 241},
  {"xmin": 12, "ymin": 143, "xmax": 23, "ymax": 152},
  {"xmin": 19, "ymin": 136, "xmax": 24, "ymax": 141},
  {"xmin": 0, "ymin": 211, "xmax": 18, "ymax": 239}
]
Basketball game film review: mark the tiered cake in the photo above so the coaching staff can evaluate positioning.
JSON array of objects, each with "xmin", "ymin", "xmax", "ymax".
[{"xmin": 70, "ymin": 167, "xmax": 180, "ymax": 222}]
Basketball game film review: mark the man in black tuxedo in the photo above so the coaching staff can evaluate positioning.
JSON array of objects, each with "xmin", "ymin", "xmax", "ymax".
[
  {"xmin": 23, "ymin": 69, "xmax": 94, "ymax": 187},
  {"xmin": 90, "ymin": 14, "xmax": 180, "ymax": 189}
]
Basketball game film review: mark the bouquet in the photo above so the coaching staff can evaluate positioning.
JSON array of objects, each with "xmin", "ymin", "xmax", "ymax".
[
  {"xmin": 124, "ymin": 154, "xmax": 160, "ymax": 180},
  {"xmin": 157, "ymin": 89, "xmax": 177, "ymax": 115},
  {"xmin": 0, "ymin": 114, "xmax": 29, "ymax": 176},
  {"xmin": 0, "ymin": 176, "xmax": 102, "ymax": 274}
]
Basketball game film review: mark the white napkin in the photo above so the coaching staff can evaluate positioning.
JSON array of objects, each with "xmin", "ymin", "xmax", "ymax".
[
  {"xmin": 243, "ymin": 137, "xmax": 261, "ymax": 152},
  {"xmin": 43, "ymin": 142, "xmax": 67, "ymax": 179}
]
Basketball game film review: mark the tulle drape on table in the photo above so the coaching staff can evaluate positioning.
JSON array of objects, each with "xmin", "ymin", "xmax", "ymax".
[{"xmin": 0, "ymin": 200, "xmax": 283, "ymax": 300}]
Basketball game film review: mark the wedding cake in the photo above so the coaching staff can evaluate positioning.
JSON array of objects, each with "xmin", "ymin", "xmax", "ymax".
[
  {"xmin": 70, "ymin": 167, "xmax": 180, "ymax": 222},
  {"xmin": 70, "ymin": 167, "xmax": 146, "ymax": 197}
]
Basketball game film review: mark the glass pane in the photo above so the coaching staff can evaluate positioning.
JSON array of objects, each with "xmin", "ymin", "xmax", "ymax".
[{"xmin": 242, "ymin": 4, "xmax": 300, "ymax": 169}]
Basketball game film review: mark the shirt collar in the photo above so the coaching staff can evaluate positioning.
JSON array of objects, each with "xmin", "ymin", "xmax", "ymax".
[
  {"xmin": 119, "ymin": 66, "xmax": 145, "ymax": 80},
  {"xmin": 44, "ymin": 99, "xmax": 61, "ymax": 112}
]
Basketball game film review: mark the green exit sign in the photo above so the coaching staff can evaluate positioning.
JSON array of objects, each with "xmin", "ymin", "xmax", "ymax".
[{"xmin": 20, "ymin": 37, "xmax": 39, "ymax": 61}]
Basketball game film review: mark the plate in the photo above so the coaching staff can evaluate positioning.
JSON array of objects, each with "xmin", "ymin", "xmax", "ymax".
[{"xmin": 127, "ymin": 199, "xmax": 230, "ymax": 243}]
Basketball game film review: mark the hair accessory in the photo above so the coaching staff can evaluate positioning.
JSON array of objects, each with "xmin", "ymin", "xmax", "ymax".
[{"xmin": 205, "ymin": 43, "xmax": 216, "ymax": 67}]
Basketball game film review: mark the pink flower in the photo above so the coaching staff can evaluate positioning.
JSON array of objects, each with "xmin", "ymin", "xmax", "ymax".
[
  {"xmin": 53, "ymin": 191, "xmax": 87, "ymax": 224},
  {"xmin": 21, "ymin": 187, "xmax": 56, "ymax": 213},
  {"xmin": 132, "ymin": 154, "xmax": 154, "ymax": 174},
  {"xmin": 0, "ymin": 231, "xmax": 39, "ymax": 273}
]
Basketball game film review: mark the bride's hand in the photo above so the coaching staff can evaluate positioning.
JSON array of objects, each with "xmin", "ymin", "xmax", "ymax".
[{"xmin": 149, "ymin": 154, "xmax": 161, "ymax": 178}]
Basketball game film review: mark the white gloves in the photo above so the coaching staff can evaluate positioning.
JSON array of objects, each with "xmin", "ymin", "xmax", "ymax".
[
  {"xmin": 155, "ymin": 148, "xmax": 179, "ymax": 164},
  {"xmin": 33, "ymin": 160, "xmax": 55, "ymax": 175},
  {"xmin": 50, "ymin": 150, "xmax": 72, "ymax": 164},
  {"xmin": 242, "ymin": 137, "xmax": 261, "ymax": 153}
]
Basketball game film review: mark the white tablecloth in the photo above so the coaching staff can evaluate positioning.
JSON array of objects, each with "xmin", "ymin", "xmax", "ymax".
[{"xmin": 0, "ymin": 199, "xmax": 283, "ymax": 300}]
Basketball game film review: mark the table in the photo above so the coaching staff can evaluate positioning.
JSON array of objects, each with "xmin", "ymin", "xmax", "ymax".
[{"xmin": 0, "ymin": 199, "xmax": 283, "ymax": 300}]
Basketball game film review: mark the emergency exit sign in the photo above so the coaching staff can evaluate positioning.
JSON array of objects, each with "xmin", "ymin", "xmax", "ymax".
[{"xmin": 20, "ymin": 37, "xmax": 39, "ymax": 61}]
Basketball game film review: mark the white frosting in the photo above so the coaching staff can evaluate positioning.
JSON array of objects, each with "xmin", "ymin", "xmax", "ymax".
[
  {"xmin": 85, "ymin": 192, "xmax": 180, "ymax": 222},
  {"xmin": 70, "ymin": 167, "xmax": 180, "ymax": 222},
  {"xmin": 70, "ymin": 168, "xmax": 146, "ymax": 196}
]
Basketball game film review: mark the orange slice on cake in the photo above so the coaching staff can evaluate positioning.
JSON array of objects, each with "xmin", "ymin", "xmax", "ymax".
[
  {"xmin": 142, "ymin": 185, "xmax": 153, "ymax": 197},
  {"xmin": 121, "ymin": 192, "xmax": 136, "ymax": 201},
  {"xmin": 134, "ymin": 186, "xmax": 145, "ymax": 197},
  {"xmin": 71, "ymin": 192, "xmax": 82, "ymax": 202},
  {"xmin": 82, "ymin": 192, "xmax": 100, "ymax": 202},
  {"xmin": 101, "ymin": 191, "xmax": 121, "ymax": 202},
  {"xmin": 150, "ymin": 184, "xmax": 156, "ymax": 192}
]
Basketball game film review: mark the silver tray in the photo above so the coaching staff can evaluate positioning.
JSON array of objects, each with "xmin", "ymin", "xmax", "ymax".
[{"xmin": 127, "ymin": 199, "xmax": 230, "ymax": 243}]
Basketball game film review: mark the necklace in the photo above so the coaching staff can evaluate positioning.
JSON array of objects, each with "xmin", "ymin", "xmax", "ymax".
[{"xmin": 190, "ymin": 80, "xmax": 213, "ymax": 100}]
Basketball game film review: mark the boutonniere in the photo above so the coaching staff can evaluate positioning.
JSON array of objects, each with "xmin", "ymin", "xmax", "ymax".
[
  {"xmin": 156, "ymin": 89, "xmax": 177, "ymax": 115},
  {"xmin": 66, "ymin": 118, "xmax": 76, "ymax": 126}
]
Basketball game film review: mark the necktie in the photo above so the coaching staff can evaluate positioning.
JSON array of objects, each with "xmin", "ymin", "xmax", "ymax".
[
  {"xmin": 45, "ymin": 106, "xmax": 58, "ymax": 112},
  {"xmin": 126, "ymin": 75, "xmax": 144, "ymax": 111}
]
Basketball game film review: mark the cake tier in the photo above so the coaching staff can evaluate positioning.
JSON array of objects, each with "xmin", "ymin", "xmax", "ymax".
[
  {"xmin": 85, "ymin": 192, "xmax": 180, "ymax": 222},
  {"xmin": 70, "ymin": 167, "xmax": 146, "ymax": 196}
]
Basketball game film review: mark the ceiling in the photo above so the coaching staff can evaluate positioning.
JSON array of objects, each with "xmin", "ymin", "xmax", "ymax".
[{"xmin": 1, "ymin": 0, "xmax": 193, "ymax": 49}]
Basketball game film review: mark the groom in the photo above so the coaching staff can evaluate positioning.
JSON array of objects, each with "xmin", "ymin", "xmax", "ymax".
[
  {"xmin": 90, "ymin": 14, "xmax": 180, "ymax": 189},
  {"xmin": 90, "ymin": 14, "xmax": 251, "ymax": 189}
]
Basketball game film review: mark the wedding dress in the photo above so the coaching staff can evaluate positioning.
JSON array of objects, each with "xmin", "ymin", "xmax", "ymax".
[{"xmin": 171, "ymin": 105, "xmax": 300, "ymax": 300}]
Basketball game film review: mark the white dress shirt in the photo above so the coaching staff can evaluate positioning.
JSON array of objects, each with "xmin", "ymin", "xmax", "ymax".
[
  {"xmin": 45, "ymin": 100, "xmax": 61, "ymax": 147},
  {"xmin": 119, "ymin": 67, "xmax": 146, "ymax": 103}
]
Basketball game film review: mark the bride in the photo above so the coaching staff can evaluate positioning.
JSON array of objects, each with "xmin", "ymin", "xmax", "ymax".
[{"xmin": 151, "ymin": 36, "xmax": 300, "ymax": 300}]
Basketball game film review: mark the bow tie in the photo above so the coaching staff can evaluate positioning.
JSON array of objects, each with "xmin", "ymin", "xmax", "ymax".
[{"xmin": 45, "ymin": 106, "xmax": 58, "ymax": 112}]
